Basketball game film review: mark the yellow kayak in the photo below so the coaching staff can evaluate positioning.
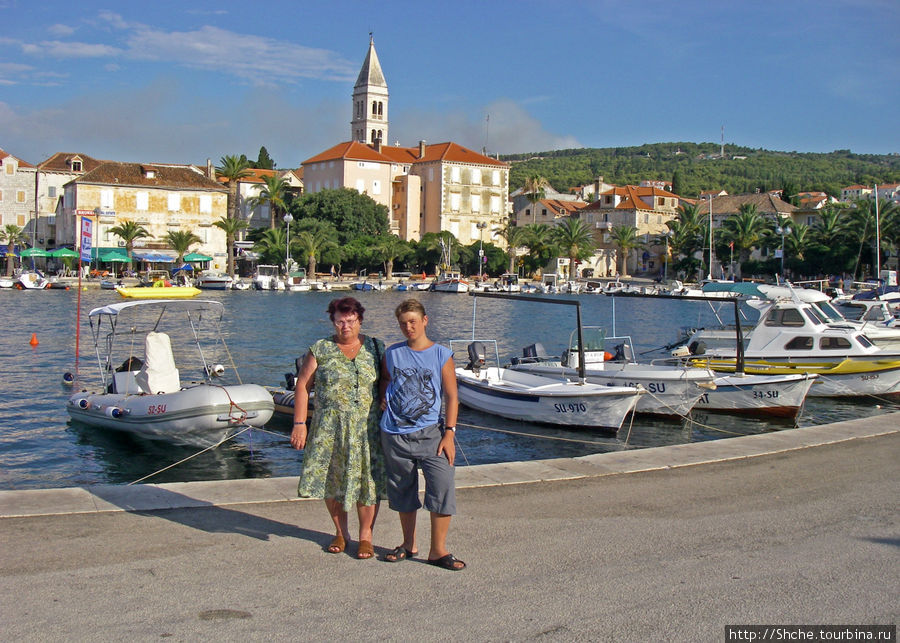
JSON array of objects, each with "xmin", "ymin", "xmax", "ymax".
[{"xmin": 115, "ymin": 286, "xmax": 202, "ymax": 299}]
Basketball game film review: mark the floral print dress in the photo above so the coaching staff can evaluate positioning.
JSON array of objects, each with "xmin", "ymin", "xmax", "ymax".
[{"xmin": 298, "ymin": 335, "xmax": 387, "ymax": 511}]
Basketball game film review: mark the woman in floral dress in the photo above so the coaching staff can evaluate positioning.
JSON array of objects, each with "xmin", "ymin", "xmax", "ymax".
[{"xmin": 290, "ymin": 297, "xmax": 386, "ymax": 559}]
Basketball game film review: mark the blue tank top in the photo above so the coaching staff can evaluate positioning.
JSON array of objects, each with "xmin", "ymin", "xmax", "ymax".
[{"xmin": 380, "ymin": 342, "xmax": 453, "ymax": 435}]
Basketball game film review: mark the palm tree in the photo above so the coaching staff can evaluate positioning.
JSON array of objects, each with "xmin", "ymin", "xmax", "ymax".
[
  {"xmin": 550, "ymin": 217, "xmax": 595, "ymax": 280},
  {"xmin": 494, "ymin": 222, "xmax": 526, "ymax": 274},
  {"xmin": 165, "ymin": 230, "xmax": 203, "ymax": 265},
  {"xmin": 520, "ymin": 224, "xmax": 554, "ymax": 276},
  {"xmin": 1, "ymin": 224, "xmax": 26, "ymax": 276},
  {"xmin": 251, "ymin": 227, "xmax": 287, "ymax": 266},
  {"xmin": 250, "ymin": 174, "xmax": 290, "ymax": 230},
  {"xmin": 609, "ymin": 225, "xmax": 642, "ymax": 277},
  {"xmin": 216, "ymin": 155, "xmax": 252, "ymax": 221},
  {"xmin": 523, "ymin": 174, "xmax": 549, "ymax": 224},
  {"xmin": 371, "ymin": 234, "xmax": 412, "ymax": 280},
  {"xmin": 109, "ymin": 220, "xmax": 151, "ymax": 262},
  {"xmin": 293, "ymin": 220, "xmax": 339, "ymax": 277},
  {"xmin": 719, "ymin": 204, "xmax": 769, "ymax": 276},
  {"xmin": 213, "ymin": 216, "xmax": 249, "ymax": 277}
]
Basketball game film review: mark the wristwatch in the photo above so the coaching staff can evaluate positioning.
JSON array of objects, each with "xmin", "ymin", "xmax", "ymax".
[{"xmin": 445, "ymin": 426, "xmax": 456, "ymax": 432}]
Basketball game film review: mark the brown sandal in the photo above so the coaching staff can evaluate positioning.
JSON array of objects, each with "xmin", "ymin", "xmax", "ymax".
[
  {"xmin": 357, "ymin": 540, "xmax": 374, "ymax": 560},
  {"xmin": 326, "ymin": 535, "xmax": 346, "ymax": 554}
]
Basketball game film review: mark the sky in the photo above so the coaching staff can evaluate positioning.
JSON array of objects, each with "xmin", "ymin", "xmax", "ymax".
[{"xmin": 1, "ymin": 0, "xmax": 898, "ymax": 170}]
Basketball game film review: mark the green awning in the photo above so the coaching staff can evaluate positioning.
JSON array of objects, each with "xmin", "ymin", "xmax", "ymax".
[
  {"xmin": 99, "ymin": 251, "xmax": 131, "ymax": 263},
  {"xmin": 184, "ymin": 252, "xmax": 213, "ymax": 262},
  {"xmin": 20, "ymin": 248, "xmax": 50, "ymax": 257},
  {"xmin": 49, "ymin": 248, "xmax": 79, "ymax": 258}
]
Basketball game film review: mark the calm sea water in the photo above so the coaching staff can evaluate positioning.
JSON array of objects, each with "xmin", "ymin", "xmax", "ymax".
[{"xmin": 1, "ymin": 287, "xmax": 895, "ymax": 490}]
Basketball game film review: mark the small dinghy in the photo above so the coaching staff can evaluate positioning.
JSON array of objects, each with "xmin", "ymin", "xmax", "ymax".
[{"xmin": 67, "ymin": 299, "xmax": 273, "ymax": 446}]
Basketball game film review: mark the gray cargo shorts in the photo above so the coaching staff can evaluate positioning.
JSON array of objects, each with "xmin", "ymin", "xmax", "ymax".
[{"xmin": 380, "ymin": 423, "xmax": 456, "ymax": 515}]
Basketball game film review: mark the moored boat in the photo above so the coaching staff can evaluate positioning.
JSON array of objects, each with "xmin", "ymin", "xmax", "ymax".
[
  {"xmin": 116, "ymin": 285, "xmax": 201, "ymax": 298},
  {"xmin": 455, "ymin": 341, "xmax": 643, "ymax": 430},
  {"xmin": 196, "ymin": 270, "xmax": 234, "ymax": 290},
  {"xmin": 66, "ymin": 299, "xmax": 273, "ymax": 446}
]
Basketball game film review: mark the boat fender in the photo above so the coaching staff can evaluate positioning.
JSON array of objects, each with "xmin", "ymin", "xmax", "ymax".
[
  {"xmin": 62, "ymin": 372, "xmax": 75, "ymax": 387},
  {"xmin": 104, "ymin": 406, "xmax": 126, "ymax": 418},
  {"xmin": 77, "ymin": 398, "xmax": 91, "ymax": 409},
  {"xmin": 207, "ymin": 363, "xmax": 225, "ymax": 377},
  {"xmin": 603, "ymin": 351, "xmax": 614, "ymax": 361}
]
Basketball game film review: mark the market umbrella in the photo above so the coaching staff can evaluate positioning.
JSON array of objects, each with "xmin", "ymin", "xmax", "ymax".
[
  {"xmin": 184, "ymin": 252, "xmax": 213, "ymax": 262},
  {"xmin": 171, "ymin": 263, "xmax": 194, "ymax": 272},
  {"xmin": 50, "ymin": 248, "xmax": 79, "ymax": 258},
  {"xmin": 20, "ymin": 248, "xmax": 50, "ymax": 257}
]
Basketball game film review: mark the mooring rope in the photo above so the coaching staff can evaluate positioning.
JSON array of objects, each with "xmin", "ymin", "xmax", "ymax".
[{"xmin": 127, "ymin": 426, "xmax": 252, "ymax": 485}]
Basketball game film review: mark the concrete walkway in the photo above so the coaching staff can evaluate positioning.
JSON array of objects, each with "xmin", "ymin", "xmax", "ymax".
[{"xmin": 1, "ymin": 414, "xmax": 897, "ymax": 641}]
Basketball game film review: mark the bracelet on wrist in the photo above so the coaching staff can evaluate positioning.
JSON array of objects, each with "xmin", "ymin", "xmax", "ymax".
[{"xmin": 294, "ymin": 421, "xmax": 306, "ymax": 426}]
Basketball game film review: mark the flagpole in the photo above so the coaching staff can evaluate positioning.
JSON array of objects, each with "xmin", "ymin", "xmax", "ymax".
[{"xmin": 874, "ymin": 183, "xmax": 881, "ymax": 282}]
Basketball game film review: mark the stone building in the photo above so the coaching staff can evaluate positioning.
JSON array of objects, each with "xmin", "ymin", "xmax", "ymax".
[
  {"xmin": 35, "ymin": 153, "xmax": 106, "ymax": 249},
  {"xmin": 59, "ymin": 162, "xmax": 229, "ymax": 266},
  {"xmin": 0, "ymin": 148, "xmax": 36, "ymax": 236}
]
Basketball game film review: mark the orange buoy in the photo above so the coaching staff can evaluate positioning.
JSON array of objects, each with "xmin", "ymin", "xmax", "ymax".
[{"xmin": 29, "ymin": 333, "xmax": 39, "ymax": 346}]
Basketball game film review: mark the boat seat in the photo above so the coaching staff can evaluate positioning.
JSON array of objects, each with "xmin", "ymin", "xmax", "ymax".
[
  {"xmin": 135, "ymin": 332, "xmax": 181, "ymax": 394},
  {"xmin": 112, "ymin": 370, "xmax": 144, "ymax": 394}
]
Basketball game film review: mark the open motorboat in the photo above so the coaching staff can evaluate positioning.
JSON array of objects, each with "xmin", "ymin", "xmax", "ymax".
[
  {"xmin": 509, "ymin": 328, "xmax": 715, "ymax": 417},
  {"xmin": 692, "ymin": 372, "xmax": 817, "ymax": 418},
  {"xmin": 196, "ymin": 270, "xmax": 234, "ymax": 290},
  {"xmin": 116, "ymin": 285, "xmax": 201, "ymax": 298},
  {"xmin": 431, "ymin": 238, "xmax": 470, "ymax": 293},
  {"xmin": 285, "ymin": 270, "xmax": 311, "ymax": 292},
  {"xmin": 14, "ymin": 270, "xmax": 50, "ymax": 290},
  {"xmin": 66, "ymin": 299, "xmax": 274, "ymax": 446},
  {"xmin": 681, "ymin": 293, "xmax": 900, "ymax": 397},
  {"xmin": 454, "ymin": 340, "xmax": 643, "ymax": 430}
]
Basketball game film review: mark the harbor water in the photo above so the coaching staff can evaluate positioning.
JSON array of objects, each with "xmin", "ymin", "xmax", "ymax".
[{"xmin": 1, "ymin": 286, "xmax": 896, "ymax": 490}]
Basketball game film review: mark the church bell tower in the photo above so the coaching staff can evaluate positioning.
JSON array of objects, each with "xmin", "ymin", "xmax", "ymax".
[{"xmin": 351, "ymin": 36, "xmax": 389, "ymax": 145}]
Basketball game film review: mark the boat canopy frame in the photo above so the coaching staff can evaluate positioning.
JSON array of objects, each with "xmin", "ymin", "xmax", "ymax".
[{"xmin": 86, "ymin": 300, "xmax": 228, "ymax": 391}]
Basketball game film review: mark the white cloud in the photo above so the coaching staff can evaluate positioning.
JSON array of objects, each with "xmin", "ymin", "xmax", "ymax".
[
  {"xmin": 394, "ymin": 100, "xmax": 582, "ymax": 156},
  {"xmin": 21, "ymin": 40, "xmax": 121, "ymax": 58},
  {"xmin": 48, "ymin": 24, "xmax": 76, "ymax": 36}
]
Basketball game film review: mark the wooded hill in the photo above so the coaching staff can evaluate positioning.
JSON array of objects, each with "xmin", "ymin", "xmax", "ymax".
[{"xmin": 502, "ymin": 143, "xmax": 900, "ymax": 200}]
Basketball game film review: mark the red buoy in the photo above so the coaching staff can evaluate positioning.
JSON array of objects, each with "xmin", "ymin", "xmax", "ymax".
[{"xmin": 29, "ymin": 333, "xmax": 39, "ymax": 347}]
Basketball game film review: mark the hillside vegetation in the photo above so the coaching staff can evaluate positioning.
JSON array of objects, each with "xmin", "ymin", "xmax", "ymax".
[{"xmin": 502, "ymin": 143, "xmax": 900, "ymax": 199}]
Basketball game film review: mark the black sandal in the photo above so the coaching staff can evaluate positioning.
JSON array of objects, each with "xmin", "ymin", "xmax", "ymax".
[
  {"xmin": 427, "ymin": 553, "xmax": 466, "ymax": 571},
  {"xmin": 384, "ymin": 546, "xmax": 415, "ymax": 562}
]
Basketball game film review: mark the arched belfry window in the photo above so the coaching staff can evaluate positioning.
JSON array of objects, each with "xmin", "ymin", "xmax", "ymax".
[
  {"xmin": 372, "ymin": 101, "xmax": 377, "ymax": 115},
  {"xmin": 377, "ymin": 102, "xmax": 383, "ymax": 116},
  {"xmin": 371, "ymin": 129, "xmax": 377, "ymax": 143}
]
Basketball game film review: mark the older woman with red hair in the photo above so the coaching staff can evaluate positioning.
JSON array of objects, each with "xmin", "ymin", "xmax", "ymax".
[{"xmin": 290, "ymin": 297, "xmax": 387, "ymax": 559}]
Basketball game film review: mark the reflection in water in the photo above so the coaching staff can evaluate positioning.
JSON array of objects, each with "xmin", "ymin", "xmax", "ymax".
[{"xmin": 0, "ymin": 288, "xmax": 896, "ymax": 490}]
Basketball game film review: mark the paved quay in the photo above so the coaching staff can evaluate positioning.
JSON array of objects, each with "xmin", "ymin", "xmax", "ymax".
[{"xmin": 1, "ymin": 414, "xmax": 897, "ymax": 641}]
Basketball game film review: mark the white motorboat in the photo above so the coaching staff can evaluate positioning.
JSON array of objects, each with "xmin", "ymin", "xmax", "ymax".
[
  {"xmin": 681, "ymin": 293, "xmax": 900, "ymax": 397},
  {"xmin": 196, "ymin": 270, "xmax": 234, "ymax": 290},
  {"xmin": 15, "ymin": 270, "xmax": 50, "ymax": 290},
  {"xmin": 454, "ymin": 340, "xmax": 643, "ymax": 430},
  {"xmin": 693, "ymin": 372, "xmax": 817, "ymax": 418},
  {"xmin": 66, "ymin": 299, "xmax": 274, "ymax": 446},
  {"xmin": 285, "ymin": 271, "xmax": 311, "ymax": 292},
  {"xmin": 252, "ymin": 264, "xmax": 283, "ymax": 290},
  {"xmin": 509, "ymin": 328, "xmax": 715, "ymax": 417}
]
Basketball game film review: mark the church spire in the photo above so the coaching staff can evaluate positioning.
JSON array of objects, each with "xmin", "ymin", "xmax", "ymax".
[{"xmin": 351, "ymin": 35, "xmax": 389, "ymax": 145}]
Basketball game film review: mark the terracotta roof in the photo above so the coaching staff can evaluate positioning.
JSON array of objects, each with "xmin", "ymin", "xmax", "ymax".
[
  {"xmin": 302, "ymin": 140, "xmax": 507, "ymax": 168},
  {"xmin": 216, "ymin": 168, "xmax": 279, "ymax": 185},
  {"xmin": 0, "ymin": 148, "xmax": 35, "ymax": 168},
  {"xmin": 539, "ymin": 199, "xmax": 587, "ymax": 215},
  {"xmin": 72, "ymin": 162, "xmax": 227, "ymax": 191},
  {"xmin": 704, "ymin": 193, "xmax": 797, "ymax": 216},
  {"xmin": 38, "ymin": 152, "xmax": 106, "ymax": 173},
  {"xmin": 415, "ymin": 142, "xmax": 506, "ymax": 167},
  {"xmin": 585, "ymin": 185, "xmax": 676, "ymax": 211},
  {"xmin": 842, "ymin": 184, "xmax": 870, "ymax": 190}
]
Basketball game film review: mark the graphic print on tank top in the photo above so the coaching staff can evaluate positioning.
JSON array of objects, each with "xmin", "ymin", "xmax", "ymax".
[{"xmin": 389, "ymin": 366, "xmax": 436, "ymax": 426}]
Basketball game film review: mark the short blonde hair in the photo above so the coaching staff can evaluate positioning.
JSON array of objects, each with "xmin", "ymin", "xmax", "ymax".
[{"xmin": 395, "ymin": 298, "xmax": 426, "ymax": 319}]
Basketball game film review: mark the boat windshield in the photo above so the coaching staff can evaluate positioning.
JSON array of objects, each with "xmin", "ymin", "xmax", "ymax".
[
  {"xmin": 815, "ymin": 301, "xmax": 845, "ymax": 322},
  {"xmin": 569, "ymin": 327, "xmax": 607, "ymax": 351}
]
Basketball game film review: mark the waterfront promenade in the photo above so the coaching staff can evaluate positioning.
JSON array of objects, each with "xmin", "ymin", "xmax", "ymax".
[{"xmin": 1, "ymin": 414, "xmax": 897, "ymax": 641}]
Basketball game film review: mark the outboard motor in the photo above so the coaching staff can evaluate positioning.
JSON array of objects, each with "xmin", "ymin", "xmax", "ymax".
[
  {"xmin": 284, "ymin": 356, "xmax": 304, "ymax": 390},
  {"xmin": 466, "ymin": 342, "xmax": 487, "ymax": 376}
]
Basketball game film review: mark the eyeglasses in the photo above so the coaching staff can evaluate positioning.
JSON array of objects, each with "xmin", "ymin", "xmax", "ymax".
[{"xmin": 333, "ymin": 317, "xmax": 360, "ymax": 327}]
